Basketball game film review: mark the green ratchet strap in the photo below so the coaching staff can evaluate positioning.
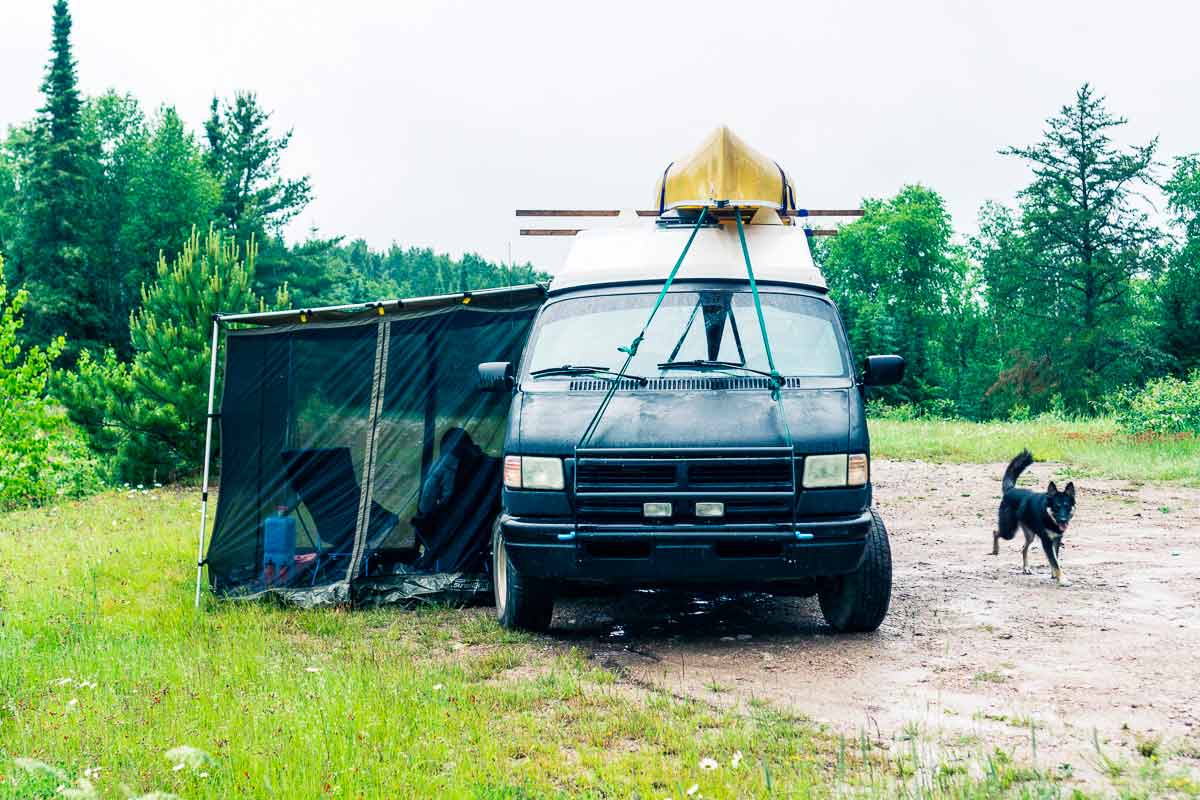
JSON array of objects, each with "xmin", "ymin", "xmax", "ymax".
[
  {"xmin": 735, "ymin": 211, "xmax": 784, "ymax": 397},
  {"xmin": 735, "ymin": 212, "xmax": 795, "ymax": 459},
  {"xmin": 577, "ymin": 207, "xmax": 709, "ymax": 449}
]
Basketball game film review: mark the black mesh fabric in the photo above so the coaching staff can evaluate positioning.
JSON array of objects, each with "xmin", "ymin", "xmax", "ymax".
[{"xmin": 205, "ymin": 296, "xmax": 539, "ymax": 606}]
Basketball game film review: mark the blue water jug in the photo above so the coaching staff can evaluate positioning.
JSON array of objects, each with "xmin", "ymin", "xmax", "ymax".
[{"xmin": 263, "ymin": 506, "xmax": 296, "ymax": 584}]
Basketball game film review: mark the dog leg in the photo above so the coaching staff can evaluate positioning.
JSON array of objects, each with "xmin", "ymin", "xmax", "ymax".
[
  {"xmin": 1040, "ymin": 535, "xmax": 1069, "ymax": 586},
  {"xmin": 992, "ymin": 530, "xmax": 1000, "ymax": 556},
  {"xmin": 1021, "ymin": 531, "xmax": 1033, "ymax": 574}
]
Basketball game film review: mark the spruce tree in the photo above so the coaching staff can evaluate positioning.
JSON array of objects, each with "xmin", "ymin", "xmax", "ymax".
[
  {"xmin": 996, "ymin": 84, "xmax": 1162, "ymax": 408},
  {"xmin": 13, "ymin": 0, "xmax": 99, "ymax": 351}
]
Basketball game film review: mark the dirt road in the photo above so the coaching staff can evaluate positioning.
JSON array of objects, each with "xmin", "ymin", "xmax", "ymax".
[{"xmin": 552, "ymin": 459, "xmax": 1200, "ymax": 786}]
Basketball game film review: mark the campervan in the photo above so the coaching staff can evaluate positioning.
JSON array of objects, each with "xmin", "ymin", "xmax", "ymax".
[{"xmin": 483, "ymin": 128, "xmax": 904, "ymax": 631}]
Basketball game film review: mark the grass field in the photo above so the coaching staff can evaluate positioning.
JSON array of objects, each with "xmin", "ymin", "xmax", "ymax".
[
  {"xmin": 0, "ymin": 488, "xmax": 1074, "ymax": 799},
  {"xmin": 869, "ymin": 417, "xmax": 1200, "ymax": 485},
  {"xmin": 3, "ymin": 417, "xmax": 1194, "ymax": 797}
]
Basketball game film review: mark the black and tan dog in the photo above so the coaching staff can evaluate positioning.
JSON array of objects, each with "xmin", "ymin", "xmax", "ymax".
[{"xmin": 991, "ymin": 450, "xmax": 1076, "ymax": 584}]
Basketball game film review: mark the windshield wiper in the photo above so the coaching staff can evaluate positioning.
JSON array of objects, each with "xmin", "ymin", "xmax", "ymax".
[
  {"xmin": 530, "ymin": 364, "xmax": 648, "ymax": 385},
  {"xmin": 657, "ymin": 359, "xmax": 781, "ymax": 381}
]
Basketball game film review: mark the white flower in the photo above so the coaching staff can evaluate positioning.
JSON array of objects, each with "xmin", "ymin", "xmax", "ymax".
[
  {"xmin": 304, "ymin": 666, "xmax": 321, "ymax": 673},
  {"xmin": 66, "ymin": 698, "xmax": 79, "ymax": 709},
  {"xmin": 699, "ymin": 757, "xmax": 718, "ymax": 771},
  {"xmin": 83, "ymin": 766, "xmax": 102, "ymax": 780},
  {"xmin": 165, "ymin": 745, "xmax": 213, "ymax": 772},
  {"xmin": 686, "ymin": 784, "xmax": 700, "ymax": 796},
  {"xmin": 731, "ymin": 750, "xmax": 743, "ymax": 768},
  {"xmin": 432, "ymin": 683, "xmax": 445, "ymax": 691}
]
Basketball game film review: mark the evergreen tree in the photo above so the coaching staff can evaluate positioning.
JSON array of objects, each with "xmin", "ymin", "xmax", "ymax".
[
  {"xmin": 57, "ymin": 226, "xmax": 284, "ymax": 481},
  {"xmin": 203, "ymin": 92, "xmax": 312, "ymax": 242},
  {"xmin": 995, "ymin": 84, "xmax": 1162, "ymax": 408},
  {"xmin": 13, "ymin": 0, "xmax": 99, "ymax": 351}
]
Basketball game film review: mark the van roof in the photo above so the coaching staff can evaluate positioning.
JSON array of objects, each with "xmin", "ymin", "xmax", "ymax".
[{"xmin": 550, "ymin": 216, "xmax": 826, "ymax": 294}]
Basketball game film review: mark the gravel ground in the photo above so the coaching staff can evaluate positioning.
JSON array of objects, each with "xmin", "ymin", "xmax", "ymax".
[{"xmin": 548, "ymin": 459, "xmax": 1200, "ymax": 786}]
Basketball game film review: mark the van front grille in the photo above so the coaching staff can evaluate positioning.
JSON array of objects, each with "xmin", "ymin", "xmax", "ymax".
[{"xmin": 573, "ymin": 448, "xmax": 796, "ymax": 523}]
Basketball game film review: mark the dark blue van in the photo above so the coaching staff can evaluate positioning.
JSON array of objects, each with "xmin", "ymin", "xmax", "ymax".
[{"xmin": 482, "ymin": 215, "xmax": 903, "ymax": 632}]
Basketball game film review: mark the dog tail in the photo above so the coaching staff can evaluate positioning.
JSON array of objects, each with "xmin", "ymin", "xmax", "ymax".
[{"xmin": 1002, "ymin": 449, "xmax": 1034, "ymax": 493}]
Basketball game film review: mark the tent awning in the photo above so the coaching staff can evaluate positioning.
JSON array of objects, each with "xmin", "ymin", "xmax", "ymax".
[{"xmin": 218, "ymin": 283, "xmax": 548, "ymax": 328}]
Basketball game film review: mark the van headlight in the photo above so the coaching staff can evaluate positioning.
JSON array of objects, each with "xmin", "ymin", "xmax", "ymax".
[
  {"xmin": 503, "ymin": 455, "xmax": 565, "ymax": 490},
  {"xmin": 802, "ymin": 454, "xmax": 869, "ymax": 488}
]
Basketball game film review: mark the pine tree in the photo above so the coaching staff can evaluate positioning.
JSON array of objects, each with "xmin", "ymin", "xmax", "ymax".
[
  {"xmin": 13, "ymin": 0, "xmax": 99, "ymax": 351},
  {"xmin": 203, "ymin": 92, "xmax": 312, "ymax": 242},
  {"xmin": 996, "ymin": 84, "xmax": 1162, "ymax": 408},
  {"xmin": 57, "ymin": 226, "xmax": 284, "ymax": 481}
]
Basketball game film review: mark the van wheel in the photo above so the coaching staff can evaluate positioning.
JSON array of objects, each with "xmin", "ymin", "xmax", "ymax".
[
  {"xmin": 818, "ymin": 509, "xmax": 892, "ymax": 633},
  {"xmin": 492, "ymin": 517, "xmax": 554, "ymax": 632}
]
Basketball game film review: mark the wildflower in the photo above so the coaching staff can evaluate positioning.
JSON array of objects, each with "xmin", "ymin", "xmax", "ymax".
[
  {"xmin": 165, "ymin": 745, "xmax": 213, "ymax": 772},
  {"xmin": 699, "ymin": 757, "xmax": 718, "ymax": 771},
  {"xmin": 432, "ymin": 683, "xmax": 445, "ymax": 691},
  {"xmin": 83, "ymin": 766, "xmax": 102, "ymax": 779},
  {"xmin": 66, "ymin": 698, "xmax": 79, "ymax": 709},
  {"xmin": 686, "ymin": 785, "xmax": 699, "ymax": 796},
  {"xmin": 731, "ymin": 750, "xmax": 743, "ymax": 768},
  {"xmin": 304, "ymin": 666, "xmax": 321, "ymax": 673}
]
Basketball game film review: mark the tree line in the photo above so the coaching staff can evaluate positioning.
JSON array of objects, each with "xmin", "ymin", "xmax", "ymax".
[
  {"xmin": 0, "ymin": 0, "xmax": 543, "ymax": 503},
  {"xmin": 815, "ymin": 84, "xmax": 1200, "ymax": 420},
  {"xmin": 0, "ymin": 1, "xmax": 1197, "ymax": 509}
]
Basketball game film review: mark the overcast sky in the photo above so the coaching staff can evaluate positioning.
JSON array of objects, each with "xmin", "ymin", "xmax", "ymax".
[{"xmin": 4, "ymin": 0, "xmax": 1197, "ymax": 274}]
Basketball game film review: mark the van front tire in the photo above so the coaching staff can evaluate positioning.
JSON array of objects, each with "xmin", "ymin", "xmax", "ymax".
[
  {"xmin": 818, "ymin": 509, "xmax": 892, "ymax": 633},
  {"xmin": 492, "ymin": 518, "xmax": 554, "ymax": 632}
]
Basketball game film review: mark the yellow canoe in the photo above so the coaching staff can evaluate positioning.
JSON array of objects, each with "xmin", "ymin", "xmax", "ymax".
[{"xmin": 653, "ymin": 126, "xmax": 797, "ymax": 214}]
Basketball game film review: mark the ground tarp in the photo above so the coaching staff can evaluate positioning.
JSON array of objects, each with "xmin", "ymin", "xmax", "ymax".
[{"xmin": 204, "ymin": 285, "xmax": 544, "ymax": 607}]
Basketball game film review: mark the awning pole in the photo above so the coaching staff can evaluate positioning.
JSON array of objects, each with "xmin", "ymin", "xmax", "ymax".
[{"xmin": 195, "ymin": 317, "xmax": 222, "ymax": 608}]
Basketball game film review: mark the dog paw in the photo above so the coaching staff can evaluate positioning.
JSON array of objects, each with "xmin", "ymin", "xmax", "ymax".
[
  {"xmin": 1021, "ymin": 568, "xmax": 1032, "ymax": 575},
  {"xmin": 1056, "ymin": 578, "xmax": 1072, "ymax": 587}
]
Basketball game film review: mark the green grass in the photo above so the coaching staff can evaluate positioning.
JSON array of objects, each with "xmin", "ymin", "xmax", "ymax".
[
  {"xmin": 869, "ymin": 417, "xmax": 1200, "ymax": 484},
  {"xmin": 0, "ymin": 489, "xmax": 1081, "ymax": 798}
]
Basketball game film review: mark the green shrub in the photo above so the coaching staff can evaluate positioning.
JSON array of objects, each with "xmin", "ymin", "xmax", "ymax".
[
  {"xmin": 1107, "ymin": 371, "xmax": 1200, "ymax": 436},
  {"xmin": 0, "ymin": 256, "xmax": 102, "ymax": 509}
]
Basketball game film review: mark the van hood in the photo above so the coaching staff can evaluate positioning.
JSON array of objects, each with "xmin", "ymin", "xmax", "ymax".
[{"xmin": 516, "ymin": 388, "xmax": 851, "ymax": 454}]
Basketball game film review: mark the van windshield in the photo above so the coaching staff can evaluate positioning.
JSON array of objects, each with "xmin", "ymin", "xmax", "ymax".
[{"xmin": 525, "ymin": 290, "xmax": 849, "ymax": 379}]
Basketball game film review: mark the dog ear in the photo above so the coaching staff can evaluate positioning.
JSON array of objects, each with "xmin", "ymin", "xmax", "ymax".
[
  {"xmin": 1046, "ymin": 481, "xmax": 1058, "ymax": 496},
  {"xmin": 1064, "ymin": 481, "xmax": 1075, "ymax": 499}
]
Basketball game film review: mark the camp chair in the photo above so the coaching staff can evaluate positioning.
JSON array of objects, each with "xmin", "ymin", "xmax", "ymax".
[{"xmin": 280, "ymin": 448, "xmax": 398, "ymax": 582}]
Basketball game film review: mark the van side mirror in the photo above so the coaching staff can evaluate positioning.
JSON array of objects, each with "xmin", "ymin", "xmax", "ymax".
[
  {"xmin": 478, "ymin": 361, "xmax": 514, "ymax": 391},
  {"xmin": 863, "ymin": 355, "xmax": 905, "ymax": 387}
]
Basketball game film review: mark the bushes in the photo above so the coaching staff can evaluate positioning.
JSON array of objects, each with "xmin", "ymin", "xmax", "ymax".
[
  {"xmin": 0, "ymin": 255, "xmax": 101, "ymax": 510},
  {"xmin": 1108, "ymin": 372, "xmax": 1200, "ymax": 437}
]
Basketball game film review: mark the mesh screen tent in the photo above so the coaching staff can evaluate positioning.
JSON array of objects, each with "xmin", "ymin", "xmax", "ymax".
[{"xmin": 201, "ymin": 285, "xmax": 545, "ymax": 607}]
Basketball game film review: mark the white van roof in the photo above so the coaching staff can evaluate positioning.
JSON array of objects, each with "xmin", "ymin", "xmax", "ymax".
[{"xmin": 549, "ymin": 216, "xmax": 826, "ymax": 294}]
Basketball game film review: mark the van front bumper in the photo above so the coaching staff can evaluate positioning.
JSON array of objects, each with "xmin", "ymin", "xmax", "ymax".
[{"xmin": 500, "ymin": 511, "xmax": 871, "ymax": 587}]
